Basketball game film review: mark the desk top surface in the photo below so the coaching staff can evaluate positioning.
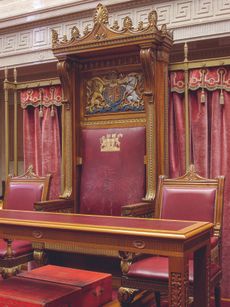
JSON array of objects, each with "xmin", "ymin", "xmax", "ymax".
[{"xmin": 0, "ymin": 209, "xmax": 212, "ymax": 240}]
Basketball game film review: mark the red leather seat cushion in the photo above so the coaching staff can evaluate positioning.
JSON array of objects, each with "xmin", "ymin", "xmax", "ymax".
[
  {"xmin": 161, "ymin": 186, "xmax": 216, "ymax": 222},
  {"xmin": 4, "ymin": 183, "xmax": 44, "ymax": 211},
  {"xmin": 0, "ymin": 240, "xmax": 32, "ymax": 258},
  {"xmin": 80, "ymin": 127, "xmax": 146, "ymax": 216},
  {"xmin": 127, "ymin": 256, "xmax": 220, "ymax": 282}
]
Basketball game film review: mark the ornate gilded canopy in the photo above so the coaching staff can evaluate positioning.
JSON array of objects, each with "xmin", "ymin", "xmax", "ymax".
[{"xmin": 52, "ymin": 3, "xmax": 172, "ymax": 57}]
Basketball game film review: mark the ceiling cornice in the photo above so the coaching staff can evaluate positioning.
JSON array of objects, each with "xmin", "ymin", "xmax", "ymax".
[{"xmin": 0, "ymin": 0, "xmax": 157, "ymax": 35}]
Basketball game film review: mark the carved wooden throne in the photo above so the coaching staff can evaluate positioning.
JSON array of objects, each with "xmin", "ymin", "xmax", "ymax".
[{"xmin": 48, "ymin": 4, "xmax": 173, "ymax": 263}]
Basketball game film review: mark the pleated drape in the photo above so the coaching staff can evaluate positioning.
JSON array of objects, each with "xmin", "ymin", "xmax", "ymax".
[{"xmin": 23, "ymin": 106, "xmax": 61, "ymax": 199}]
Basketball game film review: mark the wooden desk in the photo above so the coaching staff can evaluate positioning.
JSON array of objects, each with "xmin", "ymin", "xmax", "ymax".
[{"xmin": 0, "ymin": 210, "xmax": 212, "ymax": 307}]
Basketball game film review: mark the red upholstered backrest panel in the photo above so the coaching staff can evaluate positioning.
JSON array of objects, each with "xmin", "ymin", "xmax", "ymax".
[
  {"xmin": 161, "ymin": 187, "xmax": 216, "ymax": 222},
  {"xmin": 4, "ymin": 183, "xmax": 44, "ymax": 211},
  {"xmin": 80, "ymin": 127, "xmax": 146, "ymax": 216}
]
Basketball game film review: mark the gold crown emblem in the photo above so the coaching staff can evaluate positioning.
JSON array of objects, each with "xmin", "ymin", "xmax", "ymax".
[{"xmin": 100, "ymin": 133, "xmax": 123, "ymax": 152}]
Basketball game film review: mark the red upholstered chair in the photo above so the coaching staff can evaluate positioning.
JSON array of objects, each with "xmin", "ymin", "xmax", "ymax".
[
  {"xmin": 120, "ymin": 165, "xmax": 225, "ymax": 307},
  {"xmin": 0, "ymin": 165, "xmax": 51, "ymax": 278}
]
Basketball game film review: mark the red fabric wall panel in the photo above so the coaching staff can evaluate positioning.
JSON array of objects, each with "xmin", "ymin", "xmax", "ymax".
[{"xmin": 80, "ymin": 127, "xmax": 146, "ymax": 216}]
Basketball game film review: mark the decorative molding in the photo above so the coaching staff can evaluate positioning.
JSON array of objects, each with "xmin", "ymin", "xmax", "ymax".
[
  {"xmin": 0, "ymin": 0, "xmax": 229, "ymax": 68},
  {"xmin": 81, "ymin": 118, "xmax": 146, "ymax": 128}
]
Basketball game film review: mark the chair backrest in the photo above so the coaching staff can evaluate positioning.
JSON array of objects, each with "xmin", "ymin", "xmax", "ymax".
[
  {"xmin": 155, "ymin": 165, "xmax": 225, "ymax": 238},
  {"xmin": 3, "ymin": 165, "xmax": 51, "ymax": 211},
  {"xmin": 80, "ymin": 127, "xmax": 146, "ymax": 216}
]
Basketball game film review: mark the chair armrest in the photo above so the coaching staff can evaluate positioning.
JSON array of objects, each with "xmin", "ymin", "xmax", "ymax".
[
  {"xmin": 121, "ymin": 201, "xmax": 154, "ymax": 218},
  {"xmin": 34, "ymin": 199, "xmax": 74, "ymax": 213}
]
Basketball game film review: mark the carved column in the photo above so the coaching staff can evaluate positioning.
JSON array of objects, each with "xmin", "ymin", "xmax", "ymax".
[
  {"xmin": 156, "ymin": 33, "xmax": 172, "ymax": 177},
  {"xmin": 169, "ymin": 256, "xmax": 189, "ymax": 307},
  {"xmin": 140, "ymin": 46, "xmax": 156, "ymax": 201},
  {"xmin": 57, "ymin": 59, "xmax": 73, "ymax": 199}
]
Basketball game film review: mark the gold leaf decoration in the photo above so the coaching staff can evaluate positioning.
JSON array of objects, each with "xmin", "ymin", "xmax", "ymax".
[
  {"xmin": 71, "ymin": 26, "xmax": 80, "ymax": 39},
  {"xmin": 161, "ymin": 24, "xmax": 167, "ymax": 34},
  {"xmin": 62, "ymin": 34, "xmax": 68, "ymax": 42},
  {"xmin": 111, "ymin": 20, "xmax": 119, "ymax": 31},
  {"xmin": 83, "ymin": 25, "xmax": 90, "ymax": 36},
  {"xmin": 137, "ymin": 21, "xmax": 144, "ymax": 31},
  {"xmin": 51, "ymin": 29, "xmax": 59, "ymax": 45},
  {"xmin": 148, "ymin": 10, "xmax": 157, "ymax": 26},
  {"xmin": 123, "ymin": 16, "xmax": 133, "ymax": 30},
  {"xmin": 94, "ymin": 3, "xmax": 109, "ymax": 24}
]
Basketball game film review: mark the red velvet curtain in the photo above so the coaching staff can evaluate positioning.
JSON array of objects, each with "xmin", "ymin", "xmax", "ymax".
[
  {"xmin": 169, "ymin": 67, "xmax": 230, "ymax": 297},
  {"xmin": 21, "ymin": 86, "xmax": 62, "ymax": 199},
  {"xmin": 169, "ymin": 91, "xmax": 186, "ymax": 177}
]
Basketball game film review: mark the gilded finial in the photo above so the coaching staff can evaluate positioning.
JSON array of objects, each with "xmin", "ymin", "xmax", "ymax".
[
  {"xmin": 83, "ymin": 25, "xmax": 90, "ymax": 36},
  {"xmin": 111, "ymin": 20, "xmax": 119, "ymax": 31},
  {"xmin": 123, "ymin": 16, "xmax": 133, "ymax": 30},
  {"xmin": 71, "ymin": 26, "xmax": 80, "ymax": 39},
  {"xmin": 27, "ymin": 165, "xmax": 35, "ymax": 174},
  {"xmin": 13, "ymin": 67, "xmax": 17, "ymax": 83},
  {"xmin": 161, "ymin": 24, "xmax": 167, "ymax": 34},
  {"xmin": 148, "ymin": 10, "xmax": 157, "ymax": 27},
  {"xmin": 51, "ymin": 29, "xmax": 59, "ymax": 45},
  {"xmin": 62, "ymin": 34, "xmax": 68, "ymax": 42},
  {"xmin": 137, "ymin": 21, "xmax": 144, "ymax": 31},
  {"xmin": 4, "ymin": 67, "xmax": 8, "ymax": 81},
  {"xmin": 184, "ymin": 42, "xmax": 188, "ymax": 62},
  {"xmin": 94, "ymin": 3, "xmax": 108, "ymax": 24}
]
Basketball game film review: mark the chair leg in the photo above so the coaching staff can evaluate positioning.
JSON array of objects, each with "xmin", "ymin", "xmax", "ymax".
[
  {"xmin": 155, "ymin": 291, "xmax": 161, "ymax": 307},
  {"xmin": 214, "ymin": 283, "xmax": 221, "ymax": 307}
]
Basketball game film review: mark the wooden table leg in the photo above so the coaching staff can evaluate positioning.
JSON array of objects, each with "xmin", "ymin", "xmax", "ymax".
[
  {"xmin": 168, "ymin": 256, "xmax": 189, "ymax": 307},
  {"xmin": 193, "ymin": 244, "xmax": 210, "ymax": 307}
]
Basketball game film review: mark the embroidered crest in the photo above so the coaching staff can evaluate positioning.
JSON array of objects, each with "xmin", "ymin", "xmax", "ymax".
[{"xmin": 100, "ymin": 133, "xmax": 123, "ymax": 152}]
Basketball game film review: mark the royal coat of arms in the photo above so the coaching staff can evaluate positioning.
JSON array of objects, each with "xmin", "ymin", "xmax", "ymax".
[{"xmin": 85, "ymin": 72, "xmax": 144, "ymax": 114}]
